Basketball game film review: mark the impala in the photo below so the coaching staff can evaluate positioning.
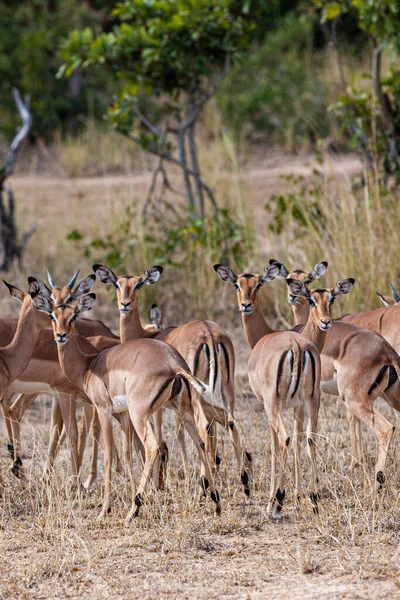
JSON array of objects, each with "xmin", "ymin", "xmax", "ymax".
[
  {"xmin": 4, "ymin": 270, "xmax": 119, "ymax": 485},
  {"xmin": 376, "ymin": 282, "xmax": 400, "ymax": 307},
  {"xmin": 31, "ymin": 292, "xmax": 222, "ymax": 523},
  {"xmin": 214, "ymin": 263, "xmax": 321, "ymax": 519},
  {"xmin": 93, "ymin": 264, "xmax": 251, "ymax": 498},
  {"xmin": 274, "ymin": 260, "xmax": 400, "ymax": 484}
]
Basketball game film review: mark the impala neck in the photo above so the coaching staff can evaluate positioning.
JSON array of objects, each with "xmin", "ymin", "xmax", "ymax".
[
  {"xmin": 120, "ymin": 305, "xmax": 149, "ymax": 343},
  {"xmin": 57, "ymin": 332, "xmax": 98, "ymax": 394},
  {"xmin": 300, "ymin": 318, "xmax": 327, "ymax": 353},
  {"xmin": 2, "ymin": 298, "xmax": 42, "ymax": 382},
  {"xmin": 292, "ymin": 300, "xmax": 310, "ymax": 325},
  {"xmin": 241, "ymin": 304, "xmax": 275, "ymax": 349}
]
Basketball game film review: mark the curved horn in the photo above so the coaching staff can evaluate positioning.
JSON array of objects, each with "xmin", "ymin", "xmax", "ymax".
[
  {"xmin": 67, "ymin": 269, "xmax": 80, "ymax": 290},
  {"xmin": 47, "ymin": 269, "xmax": 56, "ymax": 289},
  {"xmin": 389, "ymin": 281, "xmax": 400, "ymax": 303}
]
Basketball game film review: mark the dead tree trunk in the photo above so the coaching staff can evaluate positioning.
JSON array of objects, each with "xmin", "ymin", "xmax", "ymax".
[{"xmin": 0, "ymin": 89, "xmax": 37, "ymax": 271}]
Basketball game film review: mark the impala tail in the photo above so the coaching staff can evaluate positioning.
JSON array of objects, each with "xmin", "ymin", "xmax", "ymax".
[{"xmin": 193, "ymin": 334, "xmax": 220, "ymax": 403}]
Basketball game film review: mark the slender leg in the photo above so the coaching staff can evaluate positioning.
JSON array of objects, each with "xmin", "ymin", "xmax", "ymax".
[
  {"xmin": 267, "ymin": 408, "xmax": 289, "ymax": 520},
  {"xmin": 175, "ymin": 414, "xmax": 189, "ymax": 478},
  {"xmin": 58, "ymin": 393, "xmax": 80, "ymax": 486},
  {"xmin": 45, "ymin": 397, "xmax": 63, "ymax": 477},
  {"xmin": 347, "ymin": 411, "xmax": 362, "ymax": 470},
  {"xmin": 293, "ymin": 404, "xmax": 304, "ymax": 503},
  {"xmin": 2, "ymin": 391, "xmax": 17, "ymax": 459},
  {"xmin": 119, "ymin": 411, "xmax": 136, "ymax": 524},
  {"xmin": 9, "ymin": 393, "xmax": 38, "ymax": 478},
  {"xmin": 95, "ymin": 406, "xmax": 114, "ymax": 520},
  {"xmin": 77, "ymin": 404, "xmax": 93, "ymax": 471},
  {"xmin": 125, "ymin": 412, "xmax": 161, "ymax": 523},
  {"xmin": 152, "ymin": 408, "xmax": 168, "ymax": 490},
  {"xmin": 83, "ymin": 408, "xmax": 101, "ymax": 490}
]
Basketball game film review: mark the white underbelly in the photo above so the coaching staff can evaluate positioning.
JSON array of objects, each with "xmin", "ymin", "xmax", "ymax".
[
  {"xmin": 8, "ymin": 380, "xmax": 55, "ymax": 395},
  {"xmin": 112, "ymin": 395, "xmax": 128, "ymax": 414}
]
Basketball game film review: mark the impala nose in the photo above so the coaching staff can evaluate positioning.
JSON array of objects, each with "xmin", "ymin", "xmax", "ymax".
[
  {"xmin": 55, "ymin": 332, "xmax": 68, "ymax": 345},
  {"xmin": 120, "ymin": 301, "xmax": 131, "ymax": 313},
  {"xmin": 240, "ymin": 302, "xmax": 252, "ymax": 314},
  {"xmin": 320, "ymin": 318, "xmax": 332, "ymax": 330}
]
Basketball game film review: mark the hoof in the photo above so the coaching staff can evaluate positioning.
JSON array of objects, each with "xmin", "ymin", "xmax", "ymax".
[
  {"xmin": 10, "ymin": 464, "xmax": 21, "ymax": 479},
  {"xmin": 271, "ymin": 506, "xmax": 283, "ymax": 520},
  {"xmin": 83, "ymin": 475, "xmax": 96, "ymax": 490},
  {"xmin": 245, "ymin": 498, "xmax": 255, "ymax": 506}
]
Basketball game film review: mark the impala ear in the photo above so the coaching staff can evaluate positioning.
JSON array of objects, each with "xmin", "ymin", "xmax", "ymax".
[
  {"xmin": 214, "ymin": 264, "xmax": 238, "ymax": 284},
  {"xmin": 331, "ymin": 278, "xmax": 355, "ymax": 297},
  {"xmin": 305, "ymin": 261, "xmax": 328, "ymax": 284},
  {"xmin": 135, "ymin": 266, "xmax": 163, "ymax": 290},
  {"xmin": 93, "ymin": 264, "xmax": 118, "ymax": 285},
  {"xmin": 286, "ymin": 278, "xmax": 310, "ymax": 299},
  {"xmin": 31, "ymin": 293, "xmax": 54, "ymax": 314},
  {"xmin": 75, "ymin": 293, "xmax": 96, "ymax": 315},
  {"xmin": 260, "ymin": 263, "xmax": 281, "ymax": 284},
  {"xmin": 3, "ymin": 281, "xmax": 26, "ymax": 303},
  {"xmin": 149, "ymin": 303, "xmax": 163, "ymax": 329},
  {"xmin": 27, "ymin": 277, "xmax": 51, "ymax": 298},
  {"xmin": 269, "ymin": 259, "xmax": 289, "ymax": 279},
  {"xmin": 72, "ymin": 275, "xmax": 96, "ymax": 299},
  {"xmin": 376, "ymin": 292, "xmax": 394, "ymax": 307}
]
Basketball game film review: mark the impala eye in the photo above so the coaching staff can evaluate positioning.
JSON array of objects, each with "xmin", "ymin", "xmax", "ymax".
[
  {"xmin": 329, "ymin": 296, "xmax": 335, "ymax": 305},
  {"xmin": 234, "ymin": 283, "xmax": 240, "ymax": 290},
  {"xmin": 49, "ymin": 314, "xmax": 55, "ymax": 321},
  {"xmin": 254, "ymin": 282, "xmax": 261, "ymax": 291},
  {"xmin": 308, "ymin": 297, "xmax": 316, "ymax": 307},
  {"xmin": 69, "ymin": 314, "xmax": 77, "ymax": 323}
]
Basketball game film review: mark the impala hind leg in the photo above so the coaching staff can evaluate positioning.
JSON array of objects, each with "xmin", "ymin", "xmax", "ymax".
[
  {"xmin": 181, "ymin": 410, "xmax": 221, "ymax": 515},
  {"xmin": 293, "ymin": 404, "xmax": 304, "ymax": 504},
  {"xmin": 95, "ymin": 406, "xmax": 114, "ymax": 520},
  {"xmin": 77, "ymin": 404, "xmax": 93, "ymax": 472},
  {"xmin": 267, "ymin": 410, "xmax": 289, "ymax": 520},
  {"xmin": 345, "ymin": 396, "xmax": 394, "ymax": 490},
  {"xmin": 2, "ymin": 392, "xmax": 16, "ymax": 459},
  {"xmin": 175, "ymin": 414, "xmax": 189, "ymax": 478},
  {"xmin": 347, "ymin": 411, "xmax": 362, "ymax": 470},
  {"xmin": 152, "ymin": 408, "xmax": 168, "ymax": 491},
  {"xmin": 201, "ymin": 400, "xmax": 251, "ymax": 499},
  {"xmin": 125, "ymin": 413, "xmax": 160, "ymax": 524},
  {"xmin": 304, "ymin": 403, "xmax": 319, "ymax": 513}
]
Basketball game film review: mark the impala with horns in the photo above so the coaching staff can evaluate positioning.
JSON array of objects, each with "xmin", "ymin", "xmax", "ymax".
[
  {"xmin": 32, "ymin": 291, "xmax": 222, "ymax": 523},
  {"xmin": 273, "ymin": 259, "xmax": 400, "ymax": 485},
  {"xmin": 3, "ymin": 270, "xmax": 119, "ymax": 484},
  {"xmin": 214, "ymin": 263, "xmax": 321, "ymax": 519},
  {"xmin": 93, "ymin": 264, "xmax": 251, "ymax": 498}
]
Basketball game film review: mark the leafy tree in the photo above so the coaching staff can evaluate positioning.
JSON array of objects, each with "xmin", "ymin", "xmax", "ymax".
[
  {"xmin": 0, "ymin": 0, "xmax": 115, "ymax": 138},
  {"xmin": 316, "ymin": 0, "xmax": 400, "ymax": 182},
  {"xmin": 59, "ymin": 0, "xmax": 258, "ymax": 217}
]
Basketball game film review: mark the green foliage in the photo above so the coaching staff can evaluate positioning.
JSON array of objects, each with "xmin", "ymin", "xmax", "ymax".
[
  {"xmin": 0, "ymin": 1, "xmax": 115, "ymax": 138},
  {"xmin": 218, "ymin": 14, "xmax": 330, "ymax": 147},
  {"xmin": 60, "ymin": 0, "xmax": 258, "ymax": 134}
]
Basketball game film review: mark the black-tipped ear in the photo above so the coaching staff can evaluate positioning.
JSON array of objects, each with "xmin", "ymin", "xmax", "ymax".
[
  {"xmin": 376, "ymin": 292, "xmax": 393, "ymax": 307},
  {"xmin": 27, "ymin": 277, "xmax": 51, "ymax": 298},
  {"xmin": 141, "ymin": 266, "xmax": 163, "ymax": 286},
  {"xmin": 72, "ymin": 274, "xmax": 96, "ymax": 299},
  {"xmin": 75, "ymin": 293, "xmax": 96, "ymax": 315},
  {"xmin": 260, "ymin": 263, "xmax": 281, "ymax": 284},
  {"xmin": 269, "ymin": 259, "xmax": 289, "ymax": 279},
  {"xmin": 214, "ymin": 264, "xmax": 238, "ymax": 283},
  {"xmin": 93, "ymin": 264, "xmax": 118, "ymax": 285},
  {"xmin": 305, "ymin": 261, "xmax": 328, "ymax": 284},
  {"xmin": 332, "ymin": 278, "xmax": 355, "ymax": 297},
  {"xmin": 31, "ymin": 293, "xmax": 54, "ymax": 314},
  {"xmin": 3, "ymin": 280, "xmax": 25, "ymax": 303}
]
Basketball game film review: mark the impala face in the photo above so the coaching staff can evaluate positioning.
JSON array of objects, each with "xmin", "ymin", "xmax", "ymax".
[
  {"xmin": 286, "ymin": 279, "xmax": 355, "ymax": 331},
  {"xmin": 93, "ymin": 264, "xmax": 163, "ymax": 314},
  {"xmin": 213, "ymin": 263, "xmax": 281, "ymax": 315},
  {"xmin": 268, "ymin": 260, "xmax": 328, "ymax": 309},
  {"xmin": 31, "ymin": 293, "xmax": 96, "ymax": 345}
]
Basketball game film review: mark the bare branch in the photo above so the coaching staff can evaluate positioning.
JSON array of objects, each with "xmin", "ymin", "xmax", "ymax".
[
  {"xmin": 1, "ymin": 89, "xmax": 32, "ymax": 184},
  {"xmin": 134, "ymin": 106, "xmax": 162, "ymax": 137}
]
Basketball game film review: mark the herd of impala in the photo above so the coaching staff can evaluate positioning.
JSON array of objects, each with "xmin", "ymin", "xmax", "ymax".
[{"xmin": 1, "ymin": 259, "xmax": 400, "ymax": 523}]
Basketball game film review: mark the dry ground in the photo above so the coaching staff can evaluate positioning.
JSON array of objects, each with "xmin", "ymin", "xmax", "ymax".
[{"xmin": 2, "ymin": 155, "xmax": 400, "ymax": 600}]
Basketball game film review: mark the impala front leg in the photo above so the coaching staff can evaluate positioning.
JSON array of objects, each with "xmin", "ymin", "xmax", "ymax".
[{"xmin": 96, "ymin": 406, "xmax": 114, "ymax": 520}]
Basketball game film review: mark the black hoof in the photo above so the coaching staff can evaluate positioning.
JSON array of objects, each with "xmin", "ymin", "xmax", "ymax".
[
  {"xmin": 7, "ymin": 442, "xmax": 15, "ymax": 459},
  {"xmin": 200, "ymin": 476, "xmax": 209, "ymax": 497}
]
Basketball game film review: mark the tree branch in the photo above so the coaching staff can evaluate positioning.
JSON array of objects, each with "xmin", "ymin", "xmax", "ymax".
[{"xmin": 1, "ymin": 89, "xmax": 32, "ymax": 186}]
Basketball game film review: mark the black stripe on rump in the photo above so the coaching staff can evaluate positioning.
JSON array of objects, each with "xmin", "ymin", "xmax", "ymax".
[
  {"xmin": 276, "ymin": 350, "xmax": 290, "ymax": 397},
  {"xmin": 307, "ymin": 350, "xmax": 316, "ymax": 397},
  {"xmin": 368, "ymin": 365, "xmax": 388, "ymax": 396},
  {"xmin": 219, "ymin": 342, "xmax": 230, "ymax": 383},
  {"xmin": 150, "ymin": 377, "xmax": 174, "ymax": 409}
]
